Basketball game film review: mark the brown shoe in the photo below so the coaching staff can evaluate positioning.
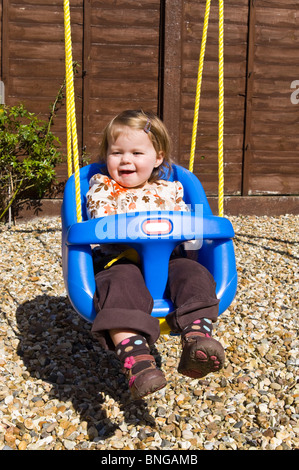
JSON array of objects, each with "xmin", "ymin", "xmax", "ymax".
[
  {"xmin": 123, "ymin": 354, "xmax": 167, "ymax": 400},
  {"xmin": 178, "ymin": 333, "xmax": 225, "ymax": 379}
]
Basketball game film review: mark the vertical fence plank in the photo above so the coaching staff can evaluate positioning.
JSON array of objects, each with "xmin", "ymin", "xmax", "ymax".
[
  {"xmin": 162, "ymin": 0, "xmax": 183, "ymax": 162},
  {"xmin": 82, "ymin": 0, "xmax": 91, "ymax": 157},
  {"xmin": 1, "ymin": 0, "xmax": 9, "ymax": 99},
  {"xmin": 242, "ymin": 0, "xmax": 256, "ymax": 196}
]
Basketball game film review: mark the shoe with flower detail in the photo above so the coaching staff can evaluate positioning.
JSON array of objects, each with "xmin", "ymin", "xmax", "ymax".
[{"xmin": 123, "ymin": 354, "xmax": 167, "ymax": 400}]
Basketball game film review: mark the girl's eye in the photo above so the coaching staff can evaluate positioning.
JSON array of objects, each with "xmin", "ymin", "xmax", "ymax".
[{"xmin": 133, "ymin": 152, "xmax": 143, "ymax": 155}]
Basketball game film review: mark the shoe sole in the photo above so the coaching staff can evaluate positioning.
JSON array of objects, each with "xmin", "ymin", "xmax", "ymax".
[{"xmin": 178, "ymin": 336, "xmax": 225, "ymax": 379}]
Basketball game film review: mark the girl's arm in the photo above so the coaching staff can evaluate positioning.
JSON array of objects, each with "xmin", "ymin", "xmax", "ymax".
[{"xmin": 86, "ymin": 174, "xmax": 117, "ymax": 219}]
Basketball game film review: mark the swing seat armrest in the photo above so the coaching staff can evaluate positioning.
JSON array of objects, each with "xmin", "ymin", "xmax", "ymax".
[
  {"xmin": 202, "ymin": 215, "xmax": 234, "ymax": 239},
  {"xmin": 65, "ymin": 211, "xmax": 234, "ymax": 246}
]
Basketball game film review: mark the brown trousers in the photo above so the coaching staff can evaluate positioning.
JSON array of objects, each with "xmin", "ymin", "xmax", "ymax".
[{"xmin": 92, "ymin": 257, "xmax": 219, "ymax": 350}]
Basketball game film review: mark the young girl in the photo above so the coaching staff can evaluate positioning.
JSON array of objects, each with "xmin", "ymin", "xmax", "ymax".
[{"xmin": 86, "ymin": 110, "xmax": 225, "ymax": 400}]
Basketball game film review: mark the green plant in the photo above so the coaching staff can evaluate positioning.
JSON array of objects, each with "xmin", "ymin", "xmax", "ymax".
[{"xmin": 0, "ymin": 96, "xmax": 64, "ymax": 222}]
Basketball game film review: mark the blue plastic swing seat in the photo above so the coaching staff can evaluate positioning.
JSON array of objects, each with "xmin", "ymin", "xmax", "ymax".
[{"xmin": 61, "ymin": 163, "xmax": 237, "ymax": 331}]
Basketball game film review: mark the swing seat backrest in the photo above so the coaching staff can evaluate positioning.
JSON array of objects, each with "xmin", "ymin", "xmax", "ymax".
[{"xmin": 61, "ymin": 163, "xmax": 237, "ymax": 327}]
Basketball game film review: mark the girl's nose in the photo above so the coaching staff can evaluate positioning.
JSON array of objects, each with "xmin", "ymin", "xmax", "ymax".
[{"xmin": 120, "ymin": 153, "xmax": 132, "ymax": 164}]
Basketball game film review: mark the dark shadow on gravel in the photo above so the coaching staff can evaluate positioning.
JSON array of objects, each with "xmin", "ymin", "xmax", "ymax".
[
  {"xmin": 234, "ymin": 234, "xmax": 298, "ymax": 260},
  {"xmin": 15, "ymin": 295, "xmax": 159, "ymax": 442}
]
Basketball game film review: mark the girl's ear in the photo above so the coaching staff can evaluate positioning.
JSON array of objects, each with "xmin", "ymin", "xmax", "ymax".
[{"xmin": 154, "ymin": 151, "xmax": 165, "ymax": 168}]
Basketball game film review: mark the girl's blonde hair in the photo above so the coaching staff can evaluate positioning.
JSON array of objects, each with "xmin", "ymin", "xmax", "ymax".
[{"xmin": 99, "ymin": 109, "xmax": 172, "ymax": 182}]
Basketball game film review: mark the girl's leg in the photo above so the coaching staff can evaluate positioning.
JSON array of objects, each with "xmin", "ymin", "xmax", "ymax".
[
  {"xmin": 112, "ymin": 332, "xmax": 166, "ymax": 400},
  {"xmin": 92, "ymin": 262, "xmax": 166, "ymax": 399},
  {"xmin": 166, "ymin": 257, "xmax": 225, "ymax": 379},
  {"xmin": 109, "ymin": 329, "xmax": 138, "ymax": 346},
  {"xmin": 92, "ymin": 261, "xmax": 160, "ymax": 349}
]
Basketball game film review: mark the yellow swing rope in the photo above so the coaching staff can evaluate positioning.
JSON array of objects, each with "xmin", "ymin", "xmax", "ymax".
[
  {"xmin": 218, "ymin": 0, "xmax": 224, "ymax": 217},
  {"xmin": 64, "ymin": 0, "xmax": 82, "ymax": 222},
  {"xmin": 189, "ymin": 0, "xmax": 224, "ymax": 217},
  {"xmin": 189, "ymin": 0, "xmax": 211, "ymax": 174}
]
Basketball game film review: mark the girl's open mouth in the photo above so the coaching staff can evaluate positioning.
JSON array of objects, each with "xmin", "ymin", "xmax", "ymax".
[{"xmin": 120, "ymin": 170, "xmax": 135, "ymax": 175}]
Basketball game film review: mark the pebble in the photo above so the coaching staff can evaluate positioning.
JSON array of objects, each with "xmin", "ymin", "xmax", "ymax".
[
  {"xmin": 182, "ymin": 430, "xmax": 194, "ymax": 440},
  {"xmin": 0, "ymin": 215, "xmax": 298, "ymax": 450}
]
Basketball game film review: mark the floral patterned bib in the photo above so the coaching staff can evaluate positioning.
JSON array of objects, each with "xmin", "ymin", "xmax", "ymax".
[{"xmin": 86, "ymin": 174, "xmax": 189, "ymax": 220}]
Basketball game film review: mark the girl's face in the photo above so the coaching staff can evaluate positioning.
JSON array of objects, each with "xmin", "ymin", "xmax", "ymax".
[{"xmin": 106, "ymin": 126, "xmax": 164, "ymax": 188}]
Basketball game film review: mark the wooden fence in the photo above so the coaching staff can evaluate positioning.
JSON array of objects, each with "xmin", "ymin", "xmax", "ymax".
[{"xmin": 1, "ymin": 0, "xmax": 298, "ymax": 216}]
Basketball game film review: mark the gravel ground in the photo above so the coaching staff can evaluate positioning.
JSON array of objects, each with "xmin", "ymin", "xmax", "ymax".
[{"xmin": 0, "ymin": 215, "xmax": 298, "ymax": 451}]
